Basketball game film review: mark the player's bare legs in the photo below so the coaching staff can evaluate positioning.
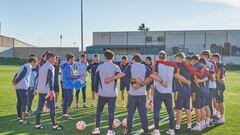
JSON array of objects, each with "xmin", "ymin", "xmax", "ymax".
[
  {"xmin": 186, "ymin": 109, "xmax": 192, "ymax": 129},
  {"xmin": 91, "ymin": 91, "xmax": 96, "ymax": 107},
  {"xmin": 176, "ymin": 109, "xmax": 182, "ymax": 128}
]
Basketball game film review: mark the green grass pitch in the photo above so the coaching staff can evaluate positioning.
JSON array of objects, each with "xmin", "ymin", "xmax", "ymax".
[{"xmin": 0, "ymin": 65, "xmax": 240, "ymax": 135}]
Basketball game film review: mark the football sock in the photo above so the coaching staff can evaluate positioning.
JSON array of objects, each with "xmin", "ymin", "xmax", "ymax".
[
  {"xmin": 187, "ymin": 123, "xmax": 192, "ymax": 129},
  {"xmin": 122, "ymin": 100, "xmax": 125, "ymax": 105},
  {"xmin": 175, "ymin": 124, "xmax": 180, "ymax": 129}
]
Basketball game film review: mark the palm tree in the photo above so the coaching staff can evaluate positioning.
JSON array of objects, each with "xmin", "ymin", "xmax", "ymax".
[{"xmin": 138, "ymin": 23, "xmax": 150, "ymax": 32}]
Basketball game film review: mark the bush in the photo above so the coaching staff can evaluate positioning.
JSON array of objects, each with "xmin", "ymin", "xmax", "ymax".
[
  {"xmin": 0, "ymin": 57, "xmax": 27, "ymax": 65},
  {"xmin": 226, "ymin": 63, "xmax": 240, "ymax": 71}
]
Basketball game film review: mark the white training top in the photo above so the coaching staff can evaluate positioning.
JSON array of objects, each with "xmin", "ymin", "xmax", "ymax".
[
  {"xmin": 154, "ymin": 63, "xmax": 175, "ymax": 94},
  {"xmin": 206, "ymin": 60, "xmax": 216, "ymax": 89}
]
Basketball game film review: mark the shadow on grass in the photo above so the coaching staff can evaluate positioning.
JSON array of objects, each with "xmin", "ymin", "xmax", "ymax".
[{"xmin": 0, "ymin": 107, "xmax": 220, "ymax": 135}]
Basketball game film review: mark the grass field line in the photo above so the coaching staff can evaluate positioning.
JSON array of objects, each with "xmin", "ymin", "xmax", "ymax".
[{"xmin": 132, "ymin": 114, "xmax": 175, "ymax": 134}]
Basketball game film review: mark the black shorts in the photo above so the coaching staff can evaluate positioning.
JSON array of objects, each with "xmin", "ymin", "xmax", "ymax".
[
  {"xmin": 192, "ymin": 91, "xmax": 203, "ymax": 109},
  {"xmin": 146, "ymin": 81, "xmax": 154, "ymax": 91},
  {"xmin": 120, "ymin": 80, "xmax": 130, "ymax": 91},
  {"xmin": 91, "ymin": 82, "xmax": 98, "ymax": 92},
  {"xmin": 202, "ymin": 92, "xmax": 210, "ymax": 107},
  {"xmin": 175, "ymin": 91, "xmax": 191, "ymax": 110},
  {"xmin": 209, "ymin": 88, "xmax": 217, "ymax": 99},
  {"xmin": 216, "ymin": 83, "xmax": 225, "ymax": 103}
]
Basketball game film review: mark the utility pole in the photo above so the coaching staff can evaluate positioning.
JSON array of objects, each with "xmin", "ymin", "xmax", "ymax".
[
  {"xmin": 38, "ymin": 37, "xmax": 43, "ymax": 47},
  {"xmin": 81, "ymin": 0, "xmax": 84, "ymax": 52},
  {"xmin": 60, "ymin": 34, "xmax": 63, "ymax": 47}
]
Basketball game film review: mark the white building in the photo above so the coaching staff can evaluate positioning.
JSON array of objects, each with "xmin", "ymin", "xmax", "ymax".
[{"xmin": 86, "ymin": 30, "xmax": 240, "ymax": 63}]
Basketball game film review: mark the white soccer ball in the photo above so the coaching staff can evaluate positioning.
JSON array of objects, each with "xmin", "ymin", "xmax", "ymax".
[
  {"xmin": 76, "ymin": 120, "xmax": 86, "ymax": 131},
  {"xmin": 112, "ymin": 119, "xmax": 121, "ymax": 128}
]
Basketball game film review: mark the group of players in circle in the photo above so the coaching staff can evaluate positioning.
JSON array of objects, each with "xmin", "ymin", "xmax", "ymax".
[{"xmin": 12, "ymin": 49, "xmax": 226, "ymax": 135}]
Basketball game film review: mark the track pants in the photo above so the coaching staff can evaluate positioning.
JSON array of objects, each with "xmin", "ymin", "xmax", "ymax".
[
  {"xmin": 95, "ymin": 96, "xmax": 116, "ymax": 130},
  {"xmin": 209, "ymin": 88, "xmax": 215, "ymax": 116},
  {"xmin": 153, "ymin": 91, "xmax": 175, "ymax": 130},
  {"xmin": 16, "ymin": 89, "xmax": 28, "ymax": 120},
  {"xmin": 27, "ymin": 87, "xmax": 35, "ymax": 112},
  {"xmin": 127, "ymin": 95, "xmax": 149, "ymax": 134},
  {"xmin": 35, "ymin": 93, "xmax": 56, "ymax": 126},
  {"xmin": 75, "ymin": 86, "xmax": 86, "ymax": 104},
  {"xmin": 63, "ymin": 89, "xmax": 73, "ymax": 114}
]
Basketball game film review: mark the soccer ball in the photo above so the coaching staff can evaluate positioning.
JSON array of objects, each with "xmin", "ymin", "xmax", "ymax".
[
  {"xmin": 76, "ymin": 120, "xmax": 86, "ymax": 131},
  {"xmin": 112, "ymin": 119, "xmax": 121, "ymax": 128},
  {"xmin": 43, "ymin": 105, "xmax": 50, "ymax": 113},
  {"xmin": 122, "ymin": 118, "xmax": 128, "ymax": 127}
]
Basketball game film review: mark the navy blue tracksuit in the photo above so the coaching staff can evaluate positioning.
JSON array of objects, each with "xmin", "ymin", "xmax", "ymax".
[
  {"xmin": 94, "ymin": 61, "xmax": 121, "ymax": 130},
  {"xmin": 96, "ymin": 96, "xmax": 116, "ymax": 130},
  {"xmin": 27, "ymin": 87, "xmax": 35, "ymax": 112},
  {"xmin": 16, "ymin": 89, "xmax": 28, "ymax": 119},
  {"xmin": 124, "ymin": 62, "xmax": 151, "ymax": 134},
  {"xmin": 35, "ymin": 94, "xmax": 56, "ymax": 125},
  {"xmin": 153, "ymin": 63, "xmax": 175, "ymax": 130},
  {"xmin": 153, "ymin": 91, "xmax": 175, "ymax": 129},
  {"xmin": 13, "ymin": 63, "xmax": 32, "ymax": 121},
  {"xmin": 127, "ymin": 95, "xmax": 148, "ymax": 133}
]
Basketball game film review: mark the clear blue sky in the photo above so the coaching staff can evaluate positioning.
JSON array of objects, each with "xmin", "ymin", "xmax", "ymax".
[{"xmin": 1, "ymin": 0, "xmax": 240, "ymax": 49}]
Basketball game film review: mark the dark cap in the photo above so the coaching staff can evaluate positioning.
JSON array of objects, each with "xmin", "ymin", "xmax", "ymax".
[
  {"xmin": 122, "ymin": 55, "xmax": 128, "ymax": 60},
  {"xmin": 199, "ymin": 58, "xmax": 206, "ymax": 65},
  {"xmin": 190, "ymin": 55, "xmax": 199, "ymax": 61}
]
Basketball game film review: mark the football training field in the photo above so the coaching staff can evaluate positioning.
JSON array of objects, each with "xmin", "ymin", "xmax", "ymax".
[{"xmin": 0, "ymin": 65, "xmax": 239, "ymax": 135}]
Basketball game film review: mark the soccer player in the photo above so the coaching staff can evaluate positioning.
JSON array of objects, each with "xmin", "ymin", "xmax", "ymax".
[
  {"xmin": 87, "ymin": 54, "xmax": 101, "ymax": 107},
  {"xmin": 27, "ymin": 54, "xmax": 39, "ymax": 116},
  {"xmin": 145, "ymin": 56, "xmax": 154, "ymax": 110},
  {"xmin": 12, "ymin": 55, "xmax": 38, "ymax": 124},
  {"xmin": 190, "ymin": 55, "xmax": 210, "ymax": 131},
  {"xmin": 74, "ymin": 54, "xmax": 89, "ymax": 108},
  {"xmin": 60, "ymin": 54, "xmax": 70, "ymax": 107},
  {"xmin": 152, "ymin": 51, "xmax": 175, "ymax": 135},
  {"xmin": 35, "ymin": 52, "xmax": 63, "ymax": 130},
  {"xmin": 123, "ymin": 54, "xmax": 165, "ymax": 135},
  {"xmin": 39, "ymin": 50, "xmax": 51, "ymax": 66},
  {"xmin": 201, "ymin": 50, "xmax": 217, "ymax": 117},
  {"xmin": 62, "ymin": 54, "xmax": 75, "ymax": 120},
  {"xmin": 185, "ymin": 56, "xmax": 191, "ymax": 65},
  {"xmin": 53, "ymin": 56, "xmax": 61, "ymax": 109},
  {"xmin": 212, "ymin": 53, "xmax": 225, "ymax": 124},
  {"xmin": 152, "ymin": 51, "xmax": 191, "ymax": 135},
  {"xmin": 119, "ymin": 55, "xmax": 130, "ymax": 107},
  {"xmin": 174, "ymin": 53, "xmax": 192, "ymax": 132},
  {"xmin": 92, "ymin": 50, "xmax": 125, "ymax": 135}
]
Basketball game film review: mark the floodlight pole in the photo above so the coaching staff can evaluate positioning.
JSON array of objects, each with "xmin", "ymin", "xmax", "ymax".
[
  {"xmin": 60, "ymin": 34, "xmax": 62, "ymax": 48},
  {"xmin": 81, "ymin": 0, "xmax": 84, "ymax": 52}
]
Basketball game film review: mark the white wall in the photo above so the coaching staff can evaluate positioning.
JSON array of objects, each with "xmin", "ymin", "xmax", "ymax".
[
  {"xmin": 146, "ymin": 31, "xmax": 165, "ymax": 45},
  {"xmin": 228, "ymin": 31, "xmax": 240, "ymax": 45},
  {"xmin": 127, "ymin": 32, "xmax": 146, "ymax": 45},
  {"xmin": 92, "ymin": 30, "xmax": 240, "ymax": 55},
  {"xmin": 185, "ymin": 31, "xmax": 205, "ymax": 53},
  {"xmin": 0, "ymin": 47, "xmax": 13, "ymax": 57},
  {"xmin": 93, "ymin": 32, "xmax": 110, "ymax": 45},
  {"xmin": 110, "ymin": 32, "xmax": 127, "ymax": 45},
  {"xmin": 206, "ymin": 31, "xmax": 227, "ymax": 49},
  {"xmin": 222, "ymin": 56, "xmax": 240, "ymax": 65},
  {"xmin": 165, "ymin": 31, "xmax": 184, "ymax": 50}
]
